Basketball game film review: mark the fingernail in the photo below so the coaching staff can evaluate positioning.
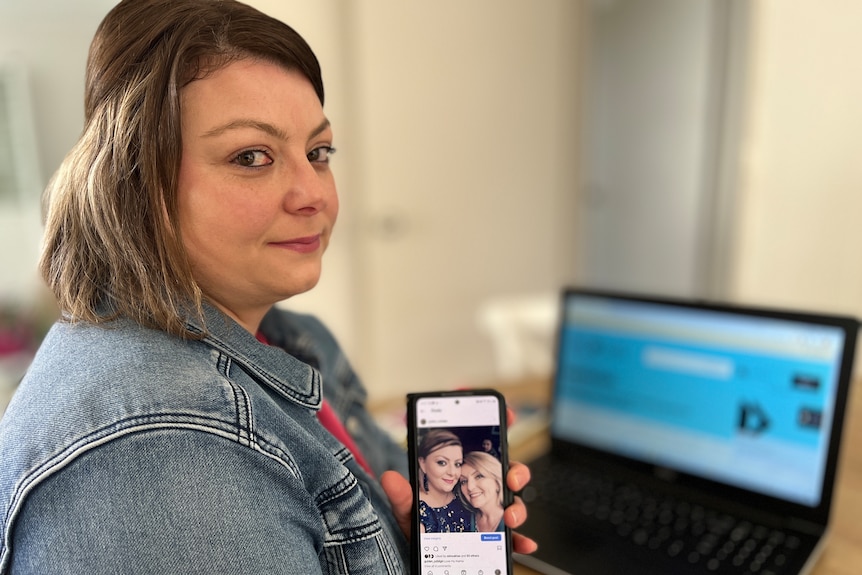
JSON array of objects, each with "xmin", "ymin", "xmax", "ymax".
[{"xmin": 508, "ymin": 508, "xmax": 519, "ymax": 524}]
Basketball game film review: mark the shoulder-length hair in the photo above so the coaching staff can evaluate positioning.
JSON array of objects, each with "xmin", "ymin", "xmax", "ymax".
[
  {"xmin": 459, "ymin": 451, "xmax": 504, "ymax": 508},
  {"xmin": 40, "ymin": 0, "xmax": 324, "ymax": 338}
]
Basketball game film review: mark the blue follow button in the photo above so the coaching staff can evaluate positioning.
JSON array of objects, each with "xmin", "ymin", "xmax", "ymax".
[{"xmin": 480, "ymin": 533, "xmax": 502, "ymax": 541}]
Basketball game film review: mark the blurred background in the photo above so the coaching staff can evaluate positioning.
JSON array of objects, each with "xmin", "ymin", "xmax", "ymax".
[{"xmin": 1, "ymin": 0, "xmax": 861, "ymax": 409}]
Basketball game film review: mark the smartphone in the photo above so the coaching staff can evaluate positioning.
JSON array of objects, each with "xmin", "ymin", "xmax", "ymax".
[{"xmin": 406, "ymin": 389, "xmax": 513, "ymax": 575}]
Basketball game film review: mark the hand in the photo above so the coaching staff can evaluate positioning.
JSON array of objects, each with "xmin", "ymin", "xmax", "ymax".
[
  {"xmin": 503, "ymin": 406, "xmax": 538, "ymax": 553},
  {"xmin": 380, "ymin": 470, "xmax": 413, "ymax": 541},
  {"xmin": 381, "ymin": 401, "xmax": 538, "ymax": 554},
  {"xmin": 380, "ymin": 464, "xmax": 537, "ymax": 554},
  {"xmin": 504, "ymin": 460, "xmax": 538, "ymax": 554}
]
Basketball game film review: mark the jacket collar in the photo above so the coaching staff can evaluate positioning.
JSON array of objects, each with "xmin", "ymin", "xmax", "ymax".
[{"xmin": 185, "ymin": 303, "xmax": 323, "ymax": 410}]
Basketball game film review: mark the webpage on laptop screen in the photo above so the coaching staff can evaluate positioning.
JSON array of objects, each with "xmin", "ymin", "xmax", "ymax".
[{"xmin": 553, "ymin": 297, "xmax": 846, "ymax": 507}]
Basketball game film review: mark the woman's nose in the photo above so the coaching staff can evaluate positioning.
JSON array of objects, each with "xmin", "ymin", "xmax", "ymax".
[{"xmin": 283, "ymin": 159, "xmax": 329, "ymax": 215}]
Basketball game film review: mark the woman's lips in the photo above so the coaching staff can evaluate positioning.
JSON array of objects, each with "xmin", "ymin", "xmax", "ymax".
[{"xmin": 272, "ymin": 235, "xmax": 321, "ymax": 253}]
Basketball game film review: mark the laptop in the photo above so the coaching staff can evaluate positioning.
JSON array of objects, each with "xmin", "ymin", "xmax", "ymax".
[{"xmin": 515, "ymin": 288, "xmax": 858, "ymax": 575}]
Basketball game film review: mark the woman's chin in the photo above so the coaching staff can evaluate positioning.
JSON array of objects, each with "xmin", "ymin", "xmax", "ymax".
[{"xmin": 277, "ymin": 275, "xmax": 322, "ymax": 301}]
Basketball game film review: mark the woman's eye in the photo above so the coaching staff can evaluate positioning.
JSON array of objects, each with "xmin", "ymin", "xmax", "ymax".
[
  {"xmin": 308, "ymin": 146, "xmax": 336, "ymax": 164},
  {"xmin": 233, "ymin": 149, "xmax": 272, "ymax": 168}
]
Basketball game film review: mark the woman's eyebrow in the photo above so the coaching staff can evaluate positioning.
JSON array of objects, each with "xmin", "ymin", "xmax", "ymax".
[
  {"xmin": 202, "ymin": 118, "xmax": 331, "ymax": 141},
  {"xmin": 202, "ymin": 119, "xmax": 287, "ymax": 139},
  {"xmin": 309, "ymin": 118, "xmax": 331, "ymax": 139}
]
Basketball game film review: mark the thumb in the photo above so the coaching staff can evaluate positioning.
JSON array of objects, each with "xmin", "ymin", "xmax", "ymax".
[{"xmin": 380, "ymin": 470, "xmax": 413, "ymax": 541}]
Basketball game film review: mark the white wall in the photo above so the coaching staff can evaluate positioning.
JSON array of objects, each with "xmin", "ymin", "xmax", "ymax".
[
  {"xmin": 0, "ymin": 2, "xmax": 112, "ymax": 186},
  {"xmin": 730, "ymin": 0, "xmax": 862, "ymax": 320},
  {"xmin": 3, "ymin": 0, "xmax": 861, "ymax": 391},
  {"xmin": 340, "ymin": 1, "xmax": 581, "ymax": 396},
  {"xmin": 0, "ymin": 2, "xmax": 114, "ymax": 306}
]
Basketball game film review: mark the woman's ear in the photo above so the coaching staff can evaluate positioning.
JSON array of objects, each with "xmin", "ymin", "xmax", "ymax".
[{"xmin": 417, "ymin": 456, "xmax": 426, "ymax": 474}]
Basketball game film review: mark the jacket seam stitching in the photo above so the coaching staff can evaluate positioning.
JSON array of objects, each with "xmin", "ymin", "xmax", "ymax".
[{"xmin": 1, "ymin": 419, "xmax": 298, "ymax": 567}]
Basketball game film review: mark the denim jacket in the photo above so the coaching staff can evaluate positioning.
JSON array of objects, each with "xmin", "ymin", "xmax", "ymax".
[{"xmin": 0, "ymin": 304, "xmax": 409, "ymax": 574}]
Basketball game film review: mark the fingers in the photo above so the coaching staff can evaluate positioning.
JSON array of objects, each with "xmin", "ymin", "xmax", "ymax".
[
  {"xmin": 506, "ymin": 406, "xmax": 517, "ymax": 427},
  {"xmin": 506, "ymin": 497, "xmax": 538, "ymax": 555},
  {"xmin": 382, "ymin": 463, "xmax": 539, "ymax": 555},
  {"xmin": 380, "ymin": 470, "xmax": 413, "ymax": 541},
  {"xmin": 505, "ymin": 460, "xmax": 537, "ymax": 554},
  {"xmin": 505, "ymin": 462, "xmax": 531, "ymax": 527},
  {"xmin": 504, "ymin": 495, "xmax": 527, "ymax": 527},
  {"xmin": 512, "ymin": 531, "xmax": 539, "ymax": 555},
  {"xmin": 506, "ymin": 460, "xmax": 532, "ymax": 493}
]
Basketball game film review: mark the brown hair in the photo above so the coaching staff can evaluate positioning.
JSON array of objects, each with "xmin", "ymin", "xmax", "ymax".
[
  {"xmin": 40, "ymin": 0, "xmax": 324, "ymax": 337},
  {"xmin": 417, "ymin": 429, "xmax": 463, "ymax": 460}
]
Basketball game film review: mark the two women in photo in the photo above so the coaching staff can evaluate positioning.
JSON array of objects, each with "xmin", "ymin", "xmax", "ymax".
[{"xmin": 416, "ymin": 428, "xmax": 506, "ymax": 533}]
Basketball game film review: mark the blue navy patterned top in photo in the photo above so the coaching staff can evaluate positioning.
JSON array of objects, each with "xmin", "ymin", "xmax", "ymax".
[{"xmin": 418, "ymin": 496, "xmax": 473, "ymax": 533}]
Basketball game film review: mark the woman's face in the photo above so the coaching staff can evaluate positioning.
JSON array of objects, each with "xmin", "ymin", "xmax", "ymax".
[
  {"xmin": 460, "ymin": 462, "xmax": 501, "ymax": 510},
  {"xmin": 177, "ymin": 59, "xmax": 338, "ymax": 331},
  {"xmin": 418, "ymin": 445, "xmax": 463, "ymax": 494}
]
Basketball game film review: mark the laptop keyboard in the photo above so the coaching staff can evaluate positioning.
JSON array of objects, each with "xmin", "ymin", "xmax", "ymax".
[{"xmin": 528, "ymin": 460, "xmax": 805, "ymax": 574}]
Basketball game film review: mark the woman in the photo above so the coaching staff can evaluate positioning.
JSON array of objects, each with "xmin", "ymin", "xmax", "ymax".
[
  {"xmin": 482, "ymin": 438, "xmax": 500, "ymax": 459},
  {"xmin": 416, "ymin": 429, "xmax": 473, "ymax": 533},
  {"xmin": 460, "ymin": 451, "xmax": 506, "ymax": 532},
  {"xmin": 0, "ymin": 1, "xmax": 534, "ymax": 573}
]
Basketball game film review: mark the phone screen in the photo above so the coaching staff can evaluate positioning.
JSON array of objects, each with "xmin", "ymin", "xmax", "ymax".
[{"xmin": 407, "ymin": 390, "xmax": 512, "ymax": 575}]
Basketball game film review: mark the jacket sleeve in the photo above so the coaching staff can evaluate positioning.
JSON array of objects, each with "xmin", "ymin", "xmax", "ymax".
[{"xmin": 8, "ymin": 429, "xmax": 325, "ymax": 575}]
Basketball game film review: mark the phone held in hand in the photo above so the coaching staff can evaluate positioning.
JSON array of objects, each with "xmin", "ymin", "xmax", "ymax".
[{"xmin": 406, "ymin": 389, "xmax": 513, "ymax": 575}]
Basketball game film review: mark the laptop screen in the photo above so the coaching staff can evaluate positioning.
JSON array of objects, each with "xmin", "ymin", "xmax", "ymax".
[{"xmin": 552, "ymin": 291, "xmax": 855, "ymax": 508}]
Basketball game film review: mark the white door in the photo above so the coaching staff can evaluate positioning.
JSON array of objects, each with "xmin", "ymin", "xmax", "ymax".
[
  {"xmin": 345, "ymin": 1, "xmax": 582, "ymax": 399},
  {"xmin": 577, "ymin": 0, "xmax": 740, "ymax": 298}
]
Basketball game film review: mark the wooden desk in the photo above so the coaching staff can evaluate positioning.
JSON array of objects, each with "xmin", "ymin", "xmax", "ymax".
[{"xmin": 508, "ymin": 379, "xmax": 862, "ymax": 575}]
